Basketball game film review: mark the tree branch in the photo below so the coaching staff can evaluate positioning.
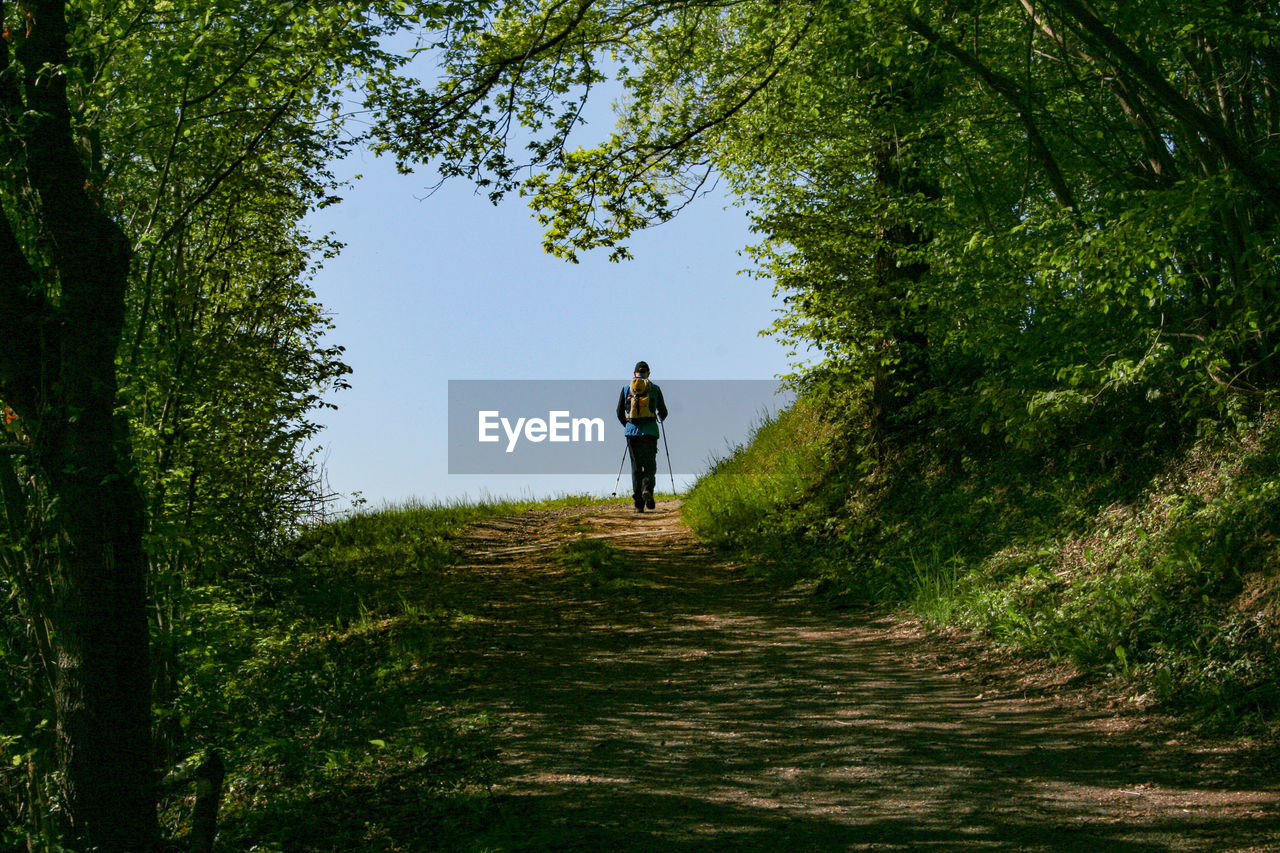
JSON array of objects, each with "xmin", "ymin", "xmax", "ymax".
[
  {"xmin": 1046, "ymin": 0, "xmax": 1278, "ymax": 203},
  {"xmin": 904, "ymin": 12, "xmax": 1080, "ymax": 216}
]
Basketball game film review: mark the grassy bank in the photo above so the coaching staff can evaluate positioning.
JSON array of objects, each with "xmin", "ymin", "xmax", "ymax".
[
  {"xmin": 159, "ymin": 494, "xmax": 610, "ymax": 851},
  {"xmin": 683, "ymin": 399, "xmax": 1280, "ymax": 732}
]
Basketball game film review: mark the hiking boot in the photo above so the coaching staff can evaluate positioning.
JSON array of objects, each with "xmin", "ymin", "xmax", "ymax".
[
  {"xmin": 634, "ymin": 501, "xmax": 645, "ymax": 512},
  {"xmin": 644, "ymin": 493, "xmax": 655, "ymax": 510}
]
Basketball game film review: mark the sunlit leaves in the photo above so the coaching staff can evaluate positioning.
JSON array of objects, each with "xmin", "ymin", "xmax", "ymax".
[{"xmin": 386, "ymin": 0, "xmax": 1280, "ymax": 448}]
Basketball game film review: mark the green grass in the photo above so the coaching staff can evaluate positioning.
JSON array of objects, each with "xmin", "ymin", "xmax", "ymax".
[
  {"xmin": 551, "ymin": 538, "xmax": 655, "ymax": 590},
  {"xmin": 682, "ymin": 396, "xmax": 838, "ymax": 552},
  {"xmin": 160, "ymin": 492, "xmax": 611, "ymax": 851},
  {"xmin": 907, "ymin": 548, "xmax": 966, "ymax": 626}
]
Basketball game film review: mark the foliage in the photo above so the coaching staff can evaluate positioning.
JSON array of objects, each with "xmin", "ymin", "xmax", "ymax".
[
  {"xmin": 387, "ymin": 0, "xmax": 1280, "ymax": 434},
  {"xmin": 682, "ymin": 394, "xmax": 840, "ymax": 554}
]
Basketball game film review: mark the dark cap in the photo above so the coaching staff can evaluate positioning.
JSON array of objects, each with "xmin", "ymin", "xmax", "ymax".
[{"xmin": 634, "ymin": 361, "xmax": 650, "ymax": 374}]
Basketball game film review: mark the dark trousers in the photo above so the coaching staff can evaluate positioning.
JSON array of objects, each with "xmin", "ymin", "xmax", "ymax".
[{"xmin": 626, "ymin": 434, "xmax": 659, "ymax": 503}]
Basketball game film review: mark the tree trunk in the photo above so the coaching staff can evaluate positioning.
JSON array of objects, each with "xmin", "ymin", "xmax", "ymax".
[
  {"xmin": 46, "ymin": 404, "xmax": 158, "ymax": 851},
  {"xmin": 1, "ymin": 0, "xmax": 161, "ymax": 847},
  {"xmin": 32, "ymin": 165, "xmax": 159, "ymax": 850}
]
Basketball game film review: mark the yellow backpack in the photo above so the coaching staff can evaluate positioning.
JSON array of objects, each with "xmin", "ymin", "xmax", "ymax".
[{"xmin": 627, "ymin": 378, "xmax": 654, "ymax": 419}]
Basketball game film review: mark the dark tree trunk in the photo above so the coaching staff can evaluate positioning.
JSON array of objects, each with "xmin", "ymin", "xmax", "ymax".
[
  {"xmin": 0, "ymin": 0, "xmax": 160, "ymax": 848},
  {"xmin": 44, "ymin": 314, "xmax": 158, "ymax": 850},
  {"xmin": 190, "ymin": 750, "xmax": 227, "ymax": 853},
  {"xmin": 865, "ymin": 68, "xmax": 942, "ymax": 436}
]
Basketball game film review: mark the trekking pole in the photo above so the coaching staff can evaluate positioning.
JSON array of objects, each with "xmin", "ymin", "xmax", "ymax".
[
  {"xmin": 609, "ymin": 442, "xmax": 630, "ymax": 497},
  {"xmin": 660, "ymin": 420, "xmax": 676, "ymax": 495}
]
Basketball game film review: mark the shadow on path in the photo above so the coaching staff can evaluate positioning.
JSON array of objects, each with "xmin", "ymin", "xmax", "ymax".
[{"xmin": 440, "ymin": 502, "xmax": 1279, "ymax": 852}]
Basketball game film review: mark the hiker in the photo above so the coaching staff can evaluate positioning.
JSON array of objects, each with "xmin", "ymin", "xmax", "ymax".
[{"xmin": 616, "ymin": 360, "xmax": 668, "ymax": 512}]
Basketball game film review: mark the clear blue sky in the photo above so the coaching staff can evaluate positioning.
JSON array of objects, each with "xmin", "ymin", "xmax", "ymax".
[{"xmin": 305, "ymin": 106, "xmax": 798, "ymax": 508}]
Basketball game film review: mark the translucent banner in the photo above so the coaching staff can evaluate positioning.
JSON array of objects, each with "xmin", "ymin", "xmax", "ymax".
[{"xmin": 448, "ymin": 380, "xmax": 792, "ymax": 474}]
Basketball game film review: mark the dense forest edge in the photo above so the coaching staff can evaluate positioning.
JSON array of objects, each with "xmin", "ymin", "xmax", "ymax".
[{"xmin": 683, "ymin": 392, "xmax": 1280, "ymax": 736}]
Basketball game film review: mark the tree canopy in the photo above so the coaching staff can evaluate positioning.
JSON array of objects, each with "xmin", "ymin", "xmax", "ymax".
[{"xmin": 379, "ymin": 0, "xmax": 1280, "ymax": 448}]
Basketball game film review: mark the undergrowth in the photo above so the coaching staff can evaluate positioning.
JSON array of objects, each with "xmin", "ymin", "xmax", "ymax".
[
  {"xmin": 159, "ymin": 493, "xmax": 605, "ymax": 851},
  {"xmin": 684, "ymin": 397, "xmax": 1280, "ymax": 733}
]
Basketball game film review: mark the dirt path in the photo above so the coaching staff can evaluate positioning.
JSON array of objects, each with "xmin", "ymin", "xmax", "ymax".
[{"xmin": 443, "ymin": 501, "xmax": 1279, "ymax": 852}]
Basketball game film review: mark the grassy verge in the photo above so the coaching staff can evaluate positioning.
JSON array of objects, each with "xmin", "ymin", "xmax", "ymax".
[
  {"xmin": 681, "ymin": 396, "xmax": 836, "ymax": 541},
  {"xmin": 683, "ymin": 399, "xmax": 1280, "ymax": 732},
  {"xmin": 681, "ymin": 396, "xmax": 844, "ymax": 584},
  {"xmin": 161, "ymin": 493, "xmax": 606, "ymax": 851}
]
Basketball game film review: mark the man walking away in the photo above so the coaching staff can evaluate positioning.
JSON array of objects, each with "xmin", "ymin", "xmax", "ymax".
[{"xmin": 616, "ymin": 361, "xmax": 668, "ymax": 512}]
